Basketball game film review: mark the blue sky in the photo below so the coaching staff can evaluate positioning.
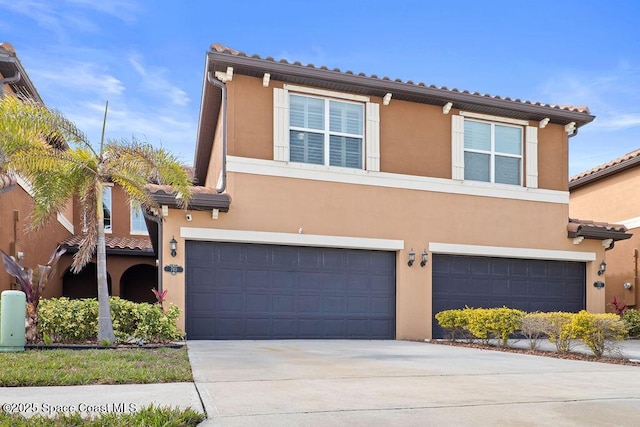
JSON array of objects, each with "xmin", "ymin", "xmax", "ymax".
[{"xmin": 1, "ymin": 0, "xmax": 639, "ymax": 176}]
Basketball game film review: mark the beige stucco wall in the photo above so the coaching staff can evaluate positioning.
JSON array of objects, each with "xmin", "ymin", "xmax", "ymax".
[
  {"xmin": 570, "ymin": 168, "xmax": 640, "ymax": 308},
  {"xmin": 162, "ymin": 172, "xmax": 605, "ymax": 340}
]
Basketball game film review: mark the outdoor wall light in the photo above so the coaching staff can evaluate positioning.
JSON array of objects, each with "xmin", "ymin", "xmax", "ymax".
[
  {"xmin": 420, "ymin": 250, "xmax": 428, "ymax": 267},
  {"xmin": 169, "ymin": 236, "xmax": 178, "ymax": 257},
  {"xmin": 408, "ymin": 249, "xmax": 415, "ymax": 267},
  {"xmin": 597, "ymin": 260, "xmax": 607, "ymax": 276}
]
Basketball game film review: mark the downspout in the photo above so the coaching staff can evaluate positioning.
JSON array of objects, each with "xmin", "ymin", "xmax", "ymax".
[
  {"xmin": 0, "ymin": 53, "xmax": 21, "ymax": 97},
  {"xmin": 207, "ymin": 70, "xmax": 227, "ymax": 194}
]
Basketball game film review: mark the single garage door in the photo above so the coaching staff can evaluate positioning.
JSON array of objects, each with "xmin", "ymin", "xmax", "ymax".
[
  {"xmin": 186, "ymin": 241, "xmax": 396, "ymax": 339},
  {"xmin": 432, "ymin": 255, "xmax": 585, "ymax": 338}
]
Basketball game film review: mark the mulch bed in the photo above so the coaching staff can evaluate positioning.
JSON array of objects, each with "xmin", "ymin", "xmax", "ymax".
[
  {"xmin": 431, "ymin": 340, "xmax": 640, "ymax": 366},
  {"xmin": 25, "ymin": 342, "xmax": 184, "ymax": 350}
]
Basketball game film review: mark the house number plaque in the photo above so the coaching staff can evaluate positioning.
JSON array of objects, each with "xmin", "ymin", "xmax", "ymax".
[{"xmin": 164, "ymin": 264, "xmax": 184, "ymax": 275}]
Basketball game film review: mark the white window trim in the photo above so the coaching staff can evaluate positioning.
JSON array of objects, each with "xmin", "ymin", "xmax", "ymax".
[
  {"xmin": 289, "ymin": 92, "xmax": 365, "ymax": 168},
  {"xmin": 283, "ymin": 84, "xmax": 370, "ymax": 102},
  {"xmin": 180, "ymin": 227, "xmax": 404, "ymax": 251},
  {"xmin": 429, "ymin": 242, "xmax": 596, "ymax": 262},
  {"xmin": 463, "ymin": 118, "xmax": 523, "ymax": 185},
  {"xmin": 130, "ymin": 201, "xmax": 149, "ymax": 236},
  {"xmin": 226, "ymin": 156, "xmax": 569, "ymax": 204},
  {"xmin": 103, "ymin": 184, "xmax": 113, "ymax": 234},
  {"xmin": 274, "ymin": 86, "xmax": 380, "ymax": 172},
  {"xmin": 460, "ymin": 111, "xmax": 530, "ymax": 126}
]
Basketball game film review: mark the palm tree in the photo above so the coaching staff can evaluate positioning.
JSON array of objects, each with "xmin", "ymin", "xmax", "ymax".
[{"xmin": 0, "ymin": 95, "xmax": 192, "ymax": 343}]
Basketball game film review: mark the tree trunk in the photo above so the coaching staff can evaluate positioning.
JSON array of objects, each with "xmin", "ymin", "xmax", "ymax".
[{"xmin": 96, "ymin": 183, "xmax": 115, "ymax": 344}]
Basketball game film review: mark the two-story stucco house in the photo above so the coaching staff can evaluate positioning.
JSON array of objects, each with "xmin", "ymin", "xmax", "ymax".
[{"xmin": 155, "ymin": 44, "xmax": 630, "ymax": 340}]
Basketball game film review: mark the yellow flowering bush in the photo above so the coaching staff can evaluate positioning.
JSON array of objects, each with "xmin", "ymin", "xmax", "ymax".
[{"xmin": 570, "ymin": 311, "xmax": 627, "ymax": 358}]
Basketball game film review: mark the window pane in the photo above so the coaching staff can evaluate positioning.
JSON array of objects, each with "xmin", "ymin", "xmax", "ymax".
[
  {"xmin": 131, "ymin": 203, "xmax": 147, "ymax": 234},
  {"xmin": 464, "ymin": 152, "xmax": 490, "ymax": 182},
  {"xmin": 290, "ymin": 95, "xmax": 324, "ymax": 130},
  {"xmin": 103, "ymin": 186, "xmax": 112, "ymax": 231},
  {"xmin": 330, "ymin": 101, "xmax": 363, "ymax": 135},
  {"xmin": 464, "ymin": 121, "xmax": 491, "ymax": 151},
  {"xmin": 329, "ymin": 135, "xmax": 362, "ymax": 168},
  {"xmin": 495, "ymin": 156, "xmax": 521, "ymax": 185},
  {"xmin": 290, "ymin": 131, "xmax": 324, "ymax": 165},
  {"xmin": 495, "ymin": 125, "xmax": 522, "ymax": 155}
]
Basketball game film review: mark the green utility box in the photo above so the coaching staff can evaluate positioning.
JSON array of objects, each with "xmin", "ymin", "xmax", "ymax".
[{"xmin": 0, "ymin": 290, "xmax": 26, "ymax": 352}]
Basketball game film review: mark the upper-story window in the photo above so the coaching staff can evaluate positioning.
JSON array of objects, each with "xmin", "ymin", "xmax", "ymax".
[
  {"xmin": 130, "ymin": 202, "xmax": 148, "ymax": 235},
  {"xmin": 103, "ymin": 186, "xmax": 112, "ymax": 232},
  {"xmin": 273, "ymin": 85, "xmax": 380, "ymax": 172},
  {"xmin": 463, "ymin": 119, "xmax": 522, "ymax": 186},
  {"xmin": 289, "ymin": 94, "xmax": 364, "ymax": 169}
]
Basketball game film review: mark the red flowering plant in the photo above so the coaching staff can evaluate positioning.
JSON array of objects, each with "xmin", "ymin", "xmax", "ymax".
[
  {"xmin": 151, "ymin": 288, "xmax": 167, "ymax": 312},
  {"xmin": 611, "ymin": 296, "xmax": 627, "ymax": 316}
]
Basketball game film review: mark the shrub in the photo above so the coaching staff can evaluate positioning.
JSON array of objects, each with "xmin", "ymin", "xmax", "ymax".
[
  {"xmin": 540, "ymin": 312, "xmax": 576, "ymax": 353},
  {"xmin": 38, "ymin": 297, "xmax": 184, "ymax": 344},
  {"xmin": 464, "ymin": 308, "xmax": 494, "ymax": 345},
  {"xmin": 520, "ymin": 312, "xmax": 548, "ymax": 350},
  {"xmin": 622, "ymin": 309, "xmax": 640, "ymax": 338},
  {"xmin": 38, "ymin": 298, "xmax": 98, "ymax": 343},
  {"xmin": 435, "ymin": 309, "xmax": 469, "ymax": 341},
  {"xmin": 570, "ymin": 311, "xmax": 627, "ymax": 358},
  {"xmin": 485, "ymin": 307, "xmax": 525, "ymax": 347}
]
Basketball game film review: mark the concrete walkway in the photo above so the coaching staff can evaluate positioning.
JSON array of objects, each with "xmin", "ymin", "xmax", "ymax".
[{"xmin": 189, "ymin": 340, "xmax": 640, "ymax": 426}]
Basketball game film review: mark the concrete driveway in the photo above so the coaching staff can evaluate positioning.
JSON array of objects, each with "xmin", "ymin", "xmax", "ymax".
[{"xmin": 188, "ymin": 340, "xmax": 640, "ymax": 426}]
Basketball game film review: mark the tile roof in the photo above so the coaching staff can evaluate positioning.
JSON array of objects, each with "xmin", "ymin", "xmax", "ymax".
[
  {"xmin": 0, "ymin": 174, "xmax": 17, "ymax": 192},
  {"xmin": 147, "ymin": 183, "xmax": 231, "ymax": 212},
  {"xmin": 210, "ymin": 43, "xmax": 590, "ymax": 115},
  {"xmin": 567, "ymin": 218, "xmax": 627, "ymax": 234},
  {"xmin": 60, "ymin": 235, "xmax": 153, "ymax": 253},
  {"xmin": 569, "ymin": 148, "xmax": 640, "ymax": 188},
  {"xmin": 567, "ymin": 218, "xmax": 632, "ymax": 241}
]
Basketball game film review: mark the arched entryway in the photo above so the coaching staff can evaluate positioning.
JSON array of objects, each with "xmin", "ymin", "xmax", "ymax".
[
  {"xmin": 62, "ymin": 263, "xmax": 112, "ymax": 299},
  {"xmin": 120, "ymin": 264, "xmax": 157, "ymax": 303}
]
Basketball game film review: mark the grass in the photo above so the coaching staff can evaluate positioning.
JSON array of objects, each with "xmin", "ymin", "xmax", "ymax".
[
  {"xmin": 0, "ymin": 404, "xmax": 205, "ymax": 426},
  {"xmin": 0, "ymin": 347, "xmax": 193, "ymax": 386}
]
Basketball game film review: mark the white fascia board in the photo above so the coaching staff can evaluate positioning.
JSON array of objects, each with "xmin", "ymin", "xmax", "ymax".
[
  {"xmin": 616, "ymin": 215, "xmax": 640, "ymax": 230},
  {"xmin": 429, "ymin": 242, "xmax": 596, "ymax": 262},
  {"xmin": 180, "ymin": 227, "xmax": 404, "ymax": 251},
  {"xmin": 56, "ymin": 213, "xmax": 74, "ymax": 234},
  {"xmin": 15, "ymin": 175, "xmax": 34, "ymax": 196},
  {"xmin": 226, "ymin": 156, "xmax": 569, "ymax": 204}
]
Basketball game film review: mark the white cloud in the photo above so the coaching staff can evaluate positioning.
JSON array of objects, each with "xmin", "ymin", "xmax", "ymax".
[
  {"xmin": 127, "ymin": 53, "xmax": 190, "ymax": 107},
  {"xmin": 31, "ymin": 62, "xmax": 125, "ymax": 97}
]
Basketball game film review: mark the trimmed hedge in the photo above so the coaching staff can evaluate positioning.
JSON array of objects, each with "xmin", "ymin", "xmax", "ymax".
[
  {"xmin": 435, "ymin": 307, "xmax": 629, "ymax": 358},
  {"xmin": 623, "ymin": 309, "xmax": 640, "ymax": 338},
  {"xmin": 38, "ymin": 297, "xmax": 183, "ymax": 344}
]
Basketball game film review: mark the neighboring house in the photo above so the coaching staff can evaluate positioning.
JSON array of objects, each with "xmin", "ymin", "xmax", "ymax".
[
  {"xmin": 1, "ymin": 42, "xmax": 156, "ymax": 303},
  {"xmin": 152, "ymin": 43, "xmax": 630, "ymax": 340},
  {"xmin": 570, "ymin": 150, "xmax": 640, "ymax": 310},
  {"xmin": 0, "ymin": 42, "xmax": 72, "ymax": 294},
  {"xmin": 55, "ymin": 184, "xmax": 158, "ymax": 303}
]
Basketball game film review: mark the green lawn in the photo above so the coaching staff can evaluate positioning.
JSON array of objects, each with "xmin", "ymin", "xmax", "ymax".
[{"xmin": 0, "ymin": 347, "xmax": 193, "ymax": 387}]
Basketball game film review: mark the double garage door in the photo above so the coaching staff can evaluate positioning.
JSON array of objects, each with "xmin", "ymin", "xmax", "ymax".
[
  {"xmin": 432, "ymin": 255, "xmax": 586, "ymax": 338},
  {"xmin": 185, "ymin": 241, "xmax": 396, "ymax": 339},
  {"xmin": 185, "ymin": 241, "xmax": 586, "ymax": 340}
]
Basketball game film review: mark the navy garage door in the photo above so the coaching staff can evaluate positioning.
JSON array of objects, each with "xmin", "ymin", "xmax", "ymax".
[
  {"xmin": 432, "ymin": 255, "xmax": 585, "ymax": 338},
  {"xmin": 186, "ymin": 241, "xmax": 396, "ymax": 339}
]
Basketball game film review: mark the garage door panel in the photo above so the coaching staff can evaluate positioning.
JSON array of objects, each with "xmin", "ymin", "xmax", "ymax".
[
  {"xmin": 432, "ymin": 255, "xmax": 585, "ymax": 338},
  {"xmin": 186, "ymin": 242, "xmax": 396, "ymax": 339}
]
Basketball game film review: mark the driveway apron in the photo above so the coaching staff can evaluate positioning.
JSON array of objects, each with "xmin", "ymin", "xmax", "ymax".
[{"xmin": 188, "ymin": 340, "xmax": 640, "ymax": 426}]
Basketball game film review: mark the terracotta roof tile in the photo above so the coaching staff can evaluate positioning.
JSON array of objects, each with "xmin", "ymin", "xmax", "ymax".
[
  {"xmin": 60, "ymin": 235, "xmax": 153, "ymax": 252},
  {"xmin": 210, "ymin": 43, "xmax": 591, "ymax": 115},
  {"xmin": 568, "ymin": 218, "xmax": 627, "ymax": 234},
  {"xmin": 0, "ymin": 174, "xmax": 17, "ymax": 191},
  {"xmin": 570, "ymin": 148, "xmax": 640, "ymax": 182}
]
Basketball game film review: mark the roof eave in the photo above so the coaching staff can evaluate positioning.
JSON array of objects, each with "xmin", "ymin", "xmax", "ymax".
[
  {"xmin": 568, "ymin": 228, "xmax": 633, "ymax": 242},
  {"xmin": 569, "ymin": 156, "xmax": 640, "ymax": 190},
  {"xmin": 150, "ymin": 189, "xmax": 231, "ymax": 212}
]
